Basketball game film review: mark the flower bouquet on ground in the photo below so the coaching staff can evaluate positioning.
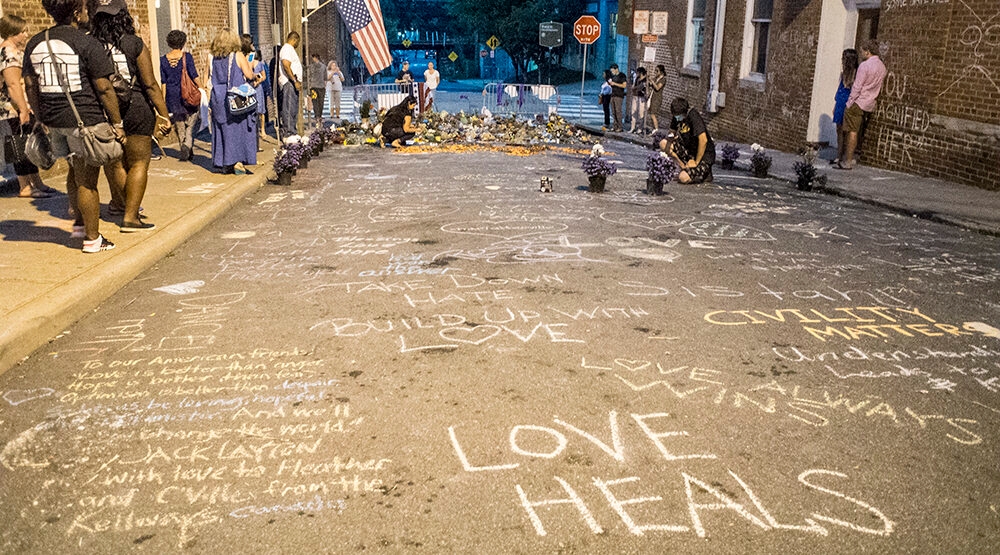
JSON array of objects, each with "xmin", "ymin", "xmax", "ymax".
[
  {"xmin": 581, "ymin": 144, "xmax": 617, "ymax": 192},
  {"xmin": 720, "ymin": 143, "xmax": 740, "ymax": 170},
  {"xmin": 793, "ymin": 144, "xmax": 826, "ymax": 191},
  {"xmin": 750, "ymin": 143, "xmax": 772, "ymax": 177},
  {"xmin": 646, "ymin": 151, "xmax": 680, "ymax": 195},
  {"xmin": 273, "ymin": 142, "xmax": 307, "ymax": 185}
]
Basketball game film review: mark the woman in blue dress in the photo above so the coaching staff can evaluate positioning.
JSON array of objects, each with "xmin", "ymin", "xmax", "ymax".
[
  {"xmin": 209, "ymin": 29, "xmax": 258, "ymax": 174},
  {"xmin": 832, "ymin": 49, "xmax": 858, "ymax": 166}
]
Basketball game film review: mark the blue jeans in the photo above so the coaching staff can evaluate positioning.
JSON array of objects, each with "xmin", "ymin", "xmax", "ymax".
[{"xmin": 280, "ymin": 82, "xmax": 299, "ymax": 133}]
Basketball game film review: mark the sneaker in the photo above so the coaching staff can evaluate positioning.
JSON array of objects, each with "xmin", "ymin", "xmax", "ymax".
[
  {"xmin": 70, "ymin": 223, "xmax": 85, "ymax": 239},
  {"xmin": 120, "ymin": 221, "xmax": 156, "ymax": 233},
  {"xmin": 82, "ymin": 235, "xmax": 115, "ymax": 253}
]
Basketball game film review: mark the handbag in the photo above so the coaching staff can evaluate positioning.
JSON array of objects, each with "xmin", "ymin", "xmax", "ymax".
[
  {"xmin": 3, "ymin": 127, "xmax": 27, "ymax": 165},
  {"xmin": 180, "ymin": 53, "xmax": 200, "ymax": 108},
  {"xmin": 225, "ymin": 54, "xmax": 257, "ymax": 116},
  {"xmin": 45, "ymin": 30, "xmax": 122, "ymax": 167},
  {"xmin": 24, "ymin": 123, "xmax": 56, "ymax": 170}
]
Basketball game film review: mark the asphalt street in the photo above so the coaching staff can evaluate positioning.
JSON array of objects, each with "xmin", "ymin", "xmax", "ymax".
[{"xmin": 2, "ymin": 141, "xmax": 1000, "ymax": 553}]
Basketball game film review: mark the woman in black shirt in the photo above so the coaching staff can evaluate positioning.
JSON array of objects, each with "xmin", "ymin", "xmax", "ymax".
[
  {"xmin": 379, "ymin": 96, "xmax": 418, "ymax": 148},
  {"xmin": 88, "ymin": 0, "xmax": 171, "ymax": 233}
]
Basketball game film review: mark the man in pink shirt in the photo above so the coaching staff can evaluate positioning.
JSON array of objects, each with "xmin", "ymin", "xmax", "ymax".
[{"xmin": 838, "ymin": 39, "xmax": 887, "ymax": 169}]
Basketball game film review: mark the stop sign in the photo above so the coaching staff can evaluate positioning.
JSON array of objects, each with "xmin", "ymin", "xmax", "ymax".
[{"xmin": 573, "ymin": 15, "xmax": 601, "ymax": 45}]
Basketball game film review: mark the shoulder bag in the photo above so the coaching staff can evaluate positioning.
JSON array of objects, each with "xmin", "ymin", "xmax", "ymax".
[
  {"xmin": 180, "ymin": 53, "xmax": 200, "ymax": 108},
  {"xmin": 44, "ymin": 30, "xmax": 122, "ymax": 167},
  {"xmin": 225, "ymin": 54, "xmax": 257, "ymax": 117}
]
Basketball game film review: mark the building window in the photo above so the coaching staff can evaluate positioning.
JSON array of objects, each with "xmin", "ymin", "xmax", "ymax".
[
  {"xmin": 684, "ymin": 0, "xmax": 707, "ymax": 68},
  {"xmin": 741, "ymin": 0, "xmax": 772, "ymax": 79}
]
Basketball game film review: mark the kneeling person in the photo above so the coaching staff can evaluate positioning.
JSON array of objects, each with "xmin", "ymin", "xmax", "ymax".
[
  {"xmin": 380, "ymin": 96, "xmax": 418, "ymax": 148},
  {"xmin": 668, "ymin": 97, "xmax": 715, "ymax": 184}
]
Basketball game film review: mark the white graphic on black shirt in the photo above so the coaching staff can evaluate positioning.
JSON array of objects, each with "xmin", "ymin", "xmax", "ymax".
[{"xmin": 30, "ymin": 39, "xmax": 83, "ymax": 93}]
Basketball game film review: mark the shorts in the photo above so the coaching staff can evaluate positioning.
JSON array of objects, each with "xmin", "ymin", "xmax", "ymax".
[
  {"xmin": 47, "ymin": 126, "xmax": 88, "ymax": 161},
  {"xmin": 123, "ymin": 91, "xmax": 155, "ymax": 136},
  {"xmin": 671, "ymin": 140, "xmax": 714, "ymax": 184},
  {"xmin": 842, "ymin": 103, "xmax": 866, "ymax": 134}
]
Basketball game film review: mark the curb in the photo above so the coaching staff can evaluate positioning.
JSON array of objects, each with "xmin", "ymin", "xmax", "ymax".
[{"xmin": 0, "ymin": 169, "xmax": 269, "ymax": 375}]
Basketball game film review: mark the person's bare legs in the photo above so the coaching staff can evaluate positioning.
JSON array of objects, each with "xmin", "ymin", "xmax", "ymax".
[
  {"xmin": 72, "ymin": 161, "xmax": 103, "ymax": 240},
  {"xmin": 105, "ymin": 158, "xmax": 127, "ymax": 211},
  {"xmin": 842, "ymin": 130, "xmax": 858, "ymax": 169},
  {"xmin": 122, "ymin": 135, "xmax": 152, "ymax": 227}
]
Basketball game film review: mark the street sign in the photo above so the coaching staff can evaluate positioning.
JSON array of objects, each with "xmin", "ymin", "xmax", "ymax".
[
  {"xmin": 480, "ymin": 49, "xmax": 488, "ymax": 58},
  {"xmin": 539, "ymin": 21, "xmax": 563, "ymax": 48},
  {"xmin": 642, "ymin": 34, "xmax": 658, "ymax": 44},
  {"xmin": 573, "ymin": 15, "xmax": 601, "ymax": 45},
  {"xmin": 402, "ymin": 39, "xmax": 412, "ymax": 48},
  {"xmin": 486, "ymin": 35, "xmax": 500, "ymax": 50},
  {"xmin": 448, "ymin": 51, "xmax": 458, "ymax": 62}
]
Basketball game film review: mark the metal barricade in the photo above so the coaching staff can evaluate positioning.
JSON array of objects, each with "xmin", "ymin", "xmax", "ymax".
[
  {"xmin": 481, "ymin": 83, "xmax": 561, "ymax": 118},
  {"xmin": 351, "ymin": 83, "xmax": 426, "ymax": 121}
]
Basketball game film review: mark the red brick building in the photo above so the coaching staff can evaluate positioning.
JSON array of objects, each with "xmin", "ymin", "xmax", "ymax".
[{"xmin": 628, "ymin": 0, "xmax": 999, "ymax": 190}]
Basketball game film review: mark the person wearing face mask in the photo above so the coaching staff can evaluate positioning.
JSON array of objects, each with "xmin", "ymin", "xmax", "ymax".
[{"xmin": 666, "ymin": 97, "xmax": 715, "ymax": 184}]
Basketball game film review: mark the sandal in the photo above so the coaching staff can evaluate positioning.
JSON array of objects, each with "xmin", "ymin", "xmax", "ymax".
[
  {"xmin": 19, "ymin": 189, "xmax": 52, "ymax": 198},
  {"xmin": 834, "ymin": 162, "xmax": 854, "ymax": 170}
]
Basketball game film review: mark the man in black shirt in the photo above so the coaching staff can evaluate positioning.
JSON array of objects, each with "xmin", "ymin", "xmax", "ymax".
[
  {"xmin": 667, "ymin": 97, "xmax": 715, "ymax": 183},
  {"xmin": 395, "ymin": 61, "xmax": 413, "ymax": 94},
  {"xmin": 608, "ymin": 63, "xmax": 626, "ymax": 132}
]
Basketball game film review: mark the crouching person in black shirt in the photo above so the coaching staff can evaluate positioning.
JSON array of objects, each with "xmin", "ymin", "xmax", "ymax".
[
  {"xmin": 667, "ymin": 97, "xmax": 715, "ymax": 184},
  {"xmin": 379, "ymin": 95, "xmax": 418, "ymax": 148}
]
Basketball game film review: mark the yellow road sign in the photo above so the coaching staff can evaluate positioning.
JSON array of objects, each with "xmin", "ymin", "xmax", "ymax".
[
  {"xmin": 448, "ymin": 51, "xmax": 458, "ymax": 62},
  {"xmin": 486, "ymin": 35, "xmax": 500, "ymax": 50},
  {"xmin": 402, "ymin": 39, "xmax": 412, "ymax": 48}
]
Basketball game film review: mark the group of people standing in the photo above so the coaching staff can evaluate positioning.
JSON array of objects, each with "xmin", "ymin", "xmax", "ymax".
[
  {"xmin": 599, "ymin": 63, "xmax": 666, "ymax": 134},
  {"xmin": 10, "ymin": 0, "xmax": 171, "ymax": 252},
  {"xmin": 831, "ymin": 39, "xmax": 886, "ymax": 170},
  {"xmin": 0, "ymin": 0, "xmax": 287, "ymax": 253}
]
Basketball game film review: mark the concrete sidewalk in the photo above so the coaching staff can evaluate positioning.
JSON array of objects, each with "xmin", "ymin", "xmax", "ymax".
[
  {"xmin": 583, "ymin": 123, "xmax": 1000, "ymax": 236},
  {"xmin": 0, "ymin": 137, "xmax": 275, "ymax": 374}
]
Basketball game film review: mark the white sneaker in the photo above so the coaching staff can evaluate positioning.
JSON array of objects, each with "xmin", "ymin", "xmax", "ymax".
[{"xmin": 82, "ymin": 235, "xmax": 115, "ymax": 253}]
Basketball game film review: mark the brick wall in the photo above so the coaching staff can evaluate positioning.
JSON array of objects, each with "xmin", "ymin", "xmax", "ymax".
[
  {"xmin": 302, "ymin": 7, "xmax": 351, "ymax": 82},
  {"xmin": 866, "ymin": 0, "xmax": 1000, "ymax": 190},
  {"xmin": 630, "ymin": 0, "xmax": 999, "ymax": 190},
  {"xmin": 175, "ymin": 0, "xmax": 232, "ymax": 82},
  {"xmin": 3, "ymin": 1, "xmax": 150, "ymax": 48},
  {"xmin": 631, "ymin": 0, "xmax": 822, "ymax": 153}
]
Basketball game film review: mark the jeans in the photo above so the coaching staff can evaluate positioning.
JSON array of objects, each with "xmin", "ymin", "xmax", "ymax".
[
  {"xmin": 280, "ymin": 82, "xmax": 299, "ymax": 134},
  {"xmin": 610, "ymin": 96, "xmax": 624, "ymax": 130},
  {"xmin": 310, "ymin": 88, "xmax": 325, "ymax": 123},
  {"xmin": 173, "ymin": 110, "xmax": 200, "ymax": 154}
]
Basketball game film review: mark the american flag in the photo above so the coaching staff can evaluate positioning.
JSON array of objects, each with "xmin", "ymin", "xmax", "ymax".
[{"xmin": 337, "ymin": 0, "xmax": 391, "ymax": 75}]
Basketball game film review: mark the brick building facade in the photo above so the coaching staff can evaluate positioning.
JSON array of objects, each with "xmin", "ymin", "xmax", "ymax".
[{"xmin": 628, "ymin": 0, "xmax": 1000, "ymax": 190}]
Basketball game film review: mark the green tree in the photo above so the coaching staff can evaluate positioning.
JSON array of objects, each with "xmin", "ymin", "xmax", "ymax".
[{"xmin": 448, "ymin": 0, "xmax": 584, "ymax": 82}]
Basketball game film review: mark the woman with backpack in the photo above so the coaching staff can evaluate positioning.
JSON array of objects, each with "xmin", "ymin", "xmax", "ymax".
[
  {"xmin": 160, "ymin": 29, "xmax": 201, "ymax": 162},
  {"xmin": 88, "ymin": 0, "xmax": 170, "ymax": 233}
]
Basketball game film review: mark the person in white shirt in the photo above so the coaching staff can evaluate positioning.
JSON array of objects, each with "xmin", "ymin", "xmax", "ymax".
[
  {"xmin": 326, "ymin": 60, "xmax": 344, "ymax": 120},
  {"xmin": 423, "ymin": 61, "xmax": 440, "ymax": 112},
  {"xmin": 277, "ymin": 31, "xmax": 302, "ymax": 134}
]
